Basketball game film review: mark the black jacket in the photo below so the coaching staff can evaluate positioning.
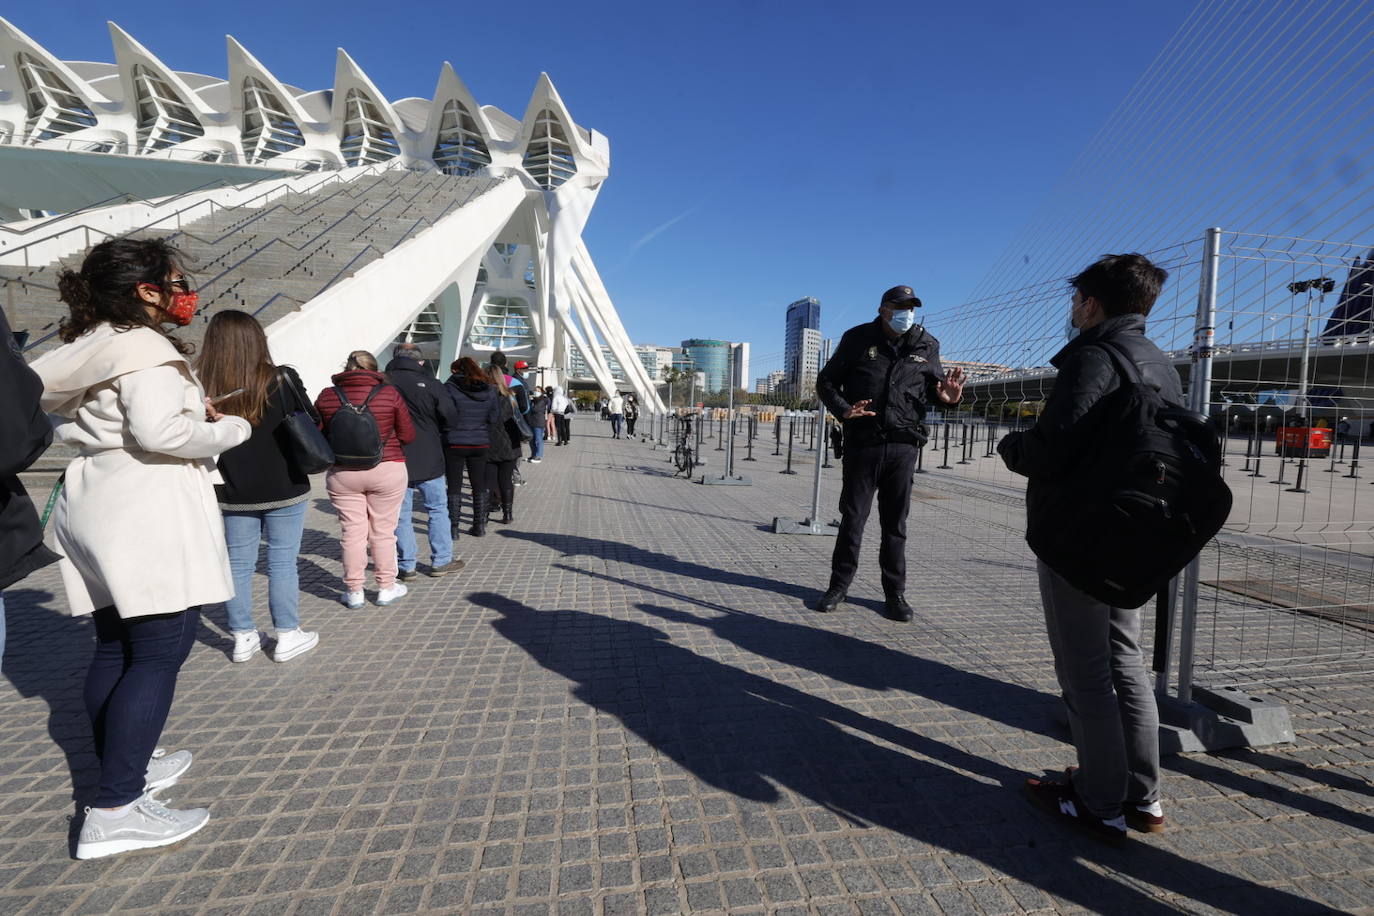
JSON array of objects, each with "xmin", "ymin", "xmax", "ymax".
[
  {"xmin": 1, "ymin": 311, "xmax": 60, "ymax": 590},
  {"xmin": 444, "ymin": 376, "xmax": 500, "ymax": 447},
  {"xmin": 527, "ymin": 394, "xmax": 549, "ymax": 429},
  {"xmin": 998, "ymin": 314, "xmax": 1184, "ymax": 538},
  {"xmin": 486, "ymin": 396, "xmax": 520, "ymax": 463},
  {"xmin": 816, "ymin": 318, "xmax": 954, "ymax": 447},
  {"xmin": 216, "ymin": 366, "xmax": 317, "ymax": 507},
  {"xmin": 387, "ymin": 356, "xmax": 458, "ymax": 483}
]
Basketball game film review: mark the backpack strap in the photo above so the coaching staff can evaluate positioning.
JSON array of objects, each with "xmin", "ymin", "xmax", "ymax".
[
  {"xmin": 358, "ymin": 384, "xmax": 385, "ymax": 410},
  {"xmin": 332, "ymin": 384, "xmax": 356, "ymax": 411},
  {"xmin": 1091, "ymin": 340, "xmax": 1144, "ymax": 387}
]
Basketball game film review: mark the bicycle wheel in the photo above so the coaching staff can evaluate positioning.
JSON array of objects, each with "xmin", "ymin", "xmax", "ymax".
[{"xmin": 673, "ymin": 444, "xmax": 691, "ymax": 475}]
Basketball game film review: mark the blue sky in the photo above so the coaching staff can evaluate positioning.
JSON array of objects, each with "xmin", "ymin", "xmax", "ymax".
[{"xmin": 16, "ymin": 0, "xmax": 1194, "ymax": 374}]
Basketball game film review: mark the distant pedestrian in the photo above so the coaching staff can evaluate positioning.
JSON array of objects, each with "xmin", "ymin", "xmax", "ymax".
[
  {"xmin": 34, "ymin": 236, "xmax": 250, "ymax": 858},
  {"xmin": 998, "ymin": 253, "xmax": 1178, "ymax": 844},
  {"xmin": 551, "ymin": 386, "xmax": 573, "ymax": 445},
  {"xmin": 443, "ymin": 357, "xmax": 499, "ymax": 537},
  {"xmin": 608, "ymin": 392, "xmax": 625, "ymax": 438},
  {"xmin": 315, "ymin": 351, "xmax": 415, "ymax": 609},
  {"xmin": 197, "ymin": 310, "xmax": 319, "ymax": 664},
  {"xmin": 485, "ymin": 366, "xmax": 522, "ymax": 524},
  {"xmin": 0, "ymin": 308, "xmax": 61, "ymax": 667},
  {"xmin": 527, "ymin": 385, "xmax": 549, "ymax": 462},
  {"xmin": 814, "ymin": 284, "xmax": 964, "ymax": 621},
  {"xmin": 625, "ymin": 395, "xmax": 639, "ymax": 437},
  {"xmin": 386, "ymin": 343, "xmax": 461, "ymax": 580}
]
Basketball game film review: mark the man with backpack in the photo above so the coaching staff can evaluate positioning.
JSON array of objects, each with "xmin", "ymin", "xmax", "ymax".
[
  {"xmin": 998, "ymin": 253, "xmax": 1183, "ymax": 844},
  {"xmin": 386, "ymin": 343, "xmax": 462, "ymax": 580}
]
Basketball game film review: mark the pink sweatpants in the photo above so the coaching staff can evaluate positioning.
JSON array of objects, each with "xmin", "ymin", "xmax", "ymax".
[{"xmin": 325, "ymin": 461, "xmax": 409, "ymax": 591}]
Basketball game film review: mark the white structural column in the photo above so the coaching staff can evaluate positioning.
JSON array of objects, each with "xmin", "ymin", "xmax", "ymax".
[{"xmin": 568, "ymin": 240, "xmax": 665, "ymax": 412}]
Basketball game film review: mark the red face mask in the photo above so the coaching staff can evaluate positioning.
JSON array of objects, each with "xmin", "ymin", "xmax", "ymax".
[{"xmin": 162, "ymin": 291, "xmax": 199, "ymax": 326}]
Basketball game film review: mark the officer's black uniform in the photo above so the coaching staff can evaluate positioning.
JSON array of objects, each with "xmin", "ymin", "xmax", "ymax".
[{"xmin": 816, "ymin": 315, "xmax": 954, "ymax": 604}]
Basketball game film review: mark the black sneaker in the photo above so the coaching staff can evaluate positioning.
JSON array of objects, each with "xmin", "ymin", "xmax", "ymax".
[
  {"xmin": 397, "ymin": 569, "xmax": 419, "ymax": 582},
  {"xmin": 813, "ymin": 586, "xmax": 846, "ymax": 613},
  {"xmin": 1024, "ymin": 775, "xmax": 1127, "ymax": 846}
]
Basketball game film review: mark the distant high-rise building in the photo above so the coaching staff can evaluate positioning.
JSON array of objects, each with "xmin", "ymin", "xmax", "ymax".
[
  {"xmin": 634, "ymin": 345, "xmax": 675, "ymax": 381},
  {"xmin": 753, "ymin": 369, "xmax": 787, "ymax": 395},
  {"xmin": 680, "ymin": 339, "xmax": 733, "ymax": 392},
  {"xmin": 785, "ymin": 297, "xmax": 822, "ymax": 394},
  {"xmin": 731, "ymin": 343, "xmax": 750, "ymax": 392}
]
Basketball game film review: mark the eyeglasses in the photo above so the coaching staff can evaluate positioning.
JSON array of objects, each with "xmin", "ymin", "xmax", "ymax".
[{"xmin": 139, "ymin": 278, "xmax": 194, "ymax": 294}]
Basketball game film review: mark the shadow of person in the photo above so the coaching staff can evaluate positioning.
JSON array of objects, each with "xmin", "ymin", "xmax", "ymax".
[
  {"xmin": 543, "ymin": 555, "xmax": 1060, "ymax": 739},
  {"xmin": 1, "ymin": 587, "xmax": 98, "ymax": 853},
  {"xmin": 472, "ymin": 590, "xmax": 1338, "ymax": 915},
  {"xmin": 499, "ymin": 529, "xmax": 823, "ymax": 609}
]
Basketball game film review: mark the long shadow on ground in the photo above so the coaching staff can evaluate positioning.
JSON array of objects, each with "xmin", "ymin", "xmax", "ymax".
[
  {"xmin": 502, "ymin": 530, "xmax": 1055, "ymax": 738},
  {"xmin": 472, "ymin": 591, "xmax": 1338, "ymax": 915}
]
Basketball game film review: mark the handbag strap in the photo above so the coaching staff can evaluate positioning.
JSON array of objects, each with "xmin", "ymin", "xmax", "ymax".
[{"xmin": 276, "ymin": 367, "xmax": 308, "ymax": 413}]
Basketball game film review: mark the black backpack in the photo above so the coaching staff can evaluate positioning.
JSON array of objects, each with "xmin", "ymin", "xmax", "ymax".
[
  {"xmin": 326, "ymin": 384, "xmax": 385, "ymax": 469},
  {"xmin": 1027, "ymin": 341, "xmax": 1233, "ymax": 609}
]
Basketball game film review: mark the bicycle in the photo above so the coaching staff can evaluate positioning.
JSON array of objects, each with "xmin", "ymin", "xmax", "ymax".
[{"xmin": 672, "ymin": 415, "xmax": 696, "ymax": 478}]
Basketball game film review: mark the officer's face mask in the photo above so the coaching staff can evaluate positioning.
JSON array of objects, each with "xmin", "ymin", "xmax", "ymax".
[{"xmin": 887, "ymin": 307, "xmax": 917, "ymax": 335}]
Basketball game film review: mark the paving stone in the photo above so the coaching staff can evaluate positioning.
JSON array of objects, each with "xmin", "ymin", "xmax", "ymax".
[{"xmin": 1, "ymin": 430, "xmax": 1371, "ymax": 916}]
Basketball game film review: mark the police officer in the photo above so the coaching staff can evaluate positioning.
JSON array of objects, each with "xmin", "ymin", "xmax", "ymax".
[{"xmin": 814, "ymin": 285, "xmax": 964, "ymax": 620}]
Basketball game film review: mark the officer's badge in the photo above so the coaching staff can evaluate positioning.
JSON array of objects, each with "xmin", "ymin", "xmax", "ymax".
[
  {"xmin": 908, "ymin": 354, "xmax": 927, "ymax": 364},
  {"xmin": 866, "ymin": 346, "xmax": 877, "ymax": 360}
]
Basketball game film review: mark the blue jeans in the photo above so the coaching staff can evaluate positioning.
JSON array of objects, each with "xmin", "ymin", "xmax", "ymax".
[
  {"xmin": 611, "ymin": 414, "xmax": 624, "ymax": 437},
  {"xmin": 85, "ymin": 606, "xmax": 199, "ymax": 806},
  {"xmin": 223, "ymin": 501, "xmax": 308, "ymax": 633},
  {"xmin": 530, "ymin": 427, "xmax": 545, "ymax": 459},
  {"xmin": 395, "ymin": 476, "xmax": 452, "ymax": 571}
]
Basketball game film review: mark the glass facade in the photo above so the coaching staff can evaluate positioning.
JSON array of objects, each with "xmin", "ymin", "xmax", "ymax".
[
  {"xmin": 680, "ymin": 339, "xmax": 732, "ymax": 393},
  {"xmin": 469, "ymin": 296, "xmax": 534, "ymax": 350}
]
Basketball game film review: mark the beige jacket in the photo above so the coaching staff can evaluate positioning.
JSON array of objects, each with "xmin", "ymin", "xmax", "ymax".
[{"xmin": 31, "ymin": 324, "xmax": 251, "ymax": 618}]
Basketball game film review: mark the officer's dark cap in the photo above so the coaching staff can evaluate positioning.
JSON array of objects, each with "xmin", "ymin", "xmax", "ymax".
[{"xmin": 880, "ymin": 285, "xmax": 922, "ymax": 308}]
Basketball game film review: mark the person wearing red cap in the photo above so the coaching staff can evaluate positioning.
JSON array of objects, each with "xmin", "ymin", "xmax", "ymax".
[{"xmin": 814, "ymin": 285, "xmax": 964, "ymax": 621}]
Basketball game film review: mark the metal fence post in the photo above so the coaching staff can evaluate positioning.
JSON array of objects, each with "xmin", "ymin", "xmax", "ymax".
[{"xmin": 1176, "ymin": 226, "xmax": 1222, "ymax": 705}]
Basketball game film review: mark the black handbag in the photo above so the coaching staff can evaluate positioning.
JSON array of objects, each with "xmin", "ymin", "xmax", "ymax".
[{"xmin": 275, "ymin": 368, "xmax": 335, "ymax": 474}]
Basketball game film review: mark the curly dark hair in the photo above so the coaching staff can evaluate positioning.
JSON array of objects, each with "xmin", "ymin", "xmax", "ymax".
[{"xmin": 57, "ymin": 236, "xmax": 194, "ymax": 355}]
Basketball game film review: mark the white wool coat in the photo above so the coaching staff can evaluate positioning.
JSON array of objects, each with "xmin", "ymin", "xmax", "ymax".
[{"xmin": 31, "ymin": 324, "xmax": 251, "ymax": 618}]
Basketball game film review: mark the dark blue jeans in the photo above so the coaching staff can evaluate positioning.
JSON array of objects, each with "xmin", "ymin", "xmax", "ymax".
[{"xmin": 84, "ymin": 606, "xmax": 199, "ymax": 806}]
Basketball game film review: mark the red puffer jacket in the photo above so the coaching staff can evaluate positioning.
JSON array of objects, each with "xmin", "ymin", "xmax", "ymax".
[{"xmin": 314, "ymin": 369, "xmax": 415, "ymax": 464}]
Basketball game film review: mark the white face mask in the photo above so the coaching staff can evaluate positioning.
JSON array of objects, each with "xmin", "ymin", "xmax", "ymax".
[
  {"xmin": 1065, "ymin": 316, "xmax": 1080, "ymax": 342},
  {"xmin": 887, "ymin": 308, "xmax": 917, "ymax": 334}
]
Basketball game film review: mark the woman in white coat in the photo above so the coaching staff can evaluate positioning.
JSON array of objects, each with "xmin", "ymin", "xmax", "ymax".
[{"xmin": 32, "ymin": 237, "xmax": 250, "ymax": 860}]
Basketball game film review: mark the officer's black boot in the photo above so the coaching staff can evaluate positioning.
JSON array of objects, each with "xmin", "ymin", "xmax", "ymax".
[
  {"xmin": 883, "ymin": 594, "xmax": 913, "ymax": 622},
  {"xmin": 814, "ymin": 583, "xmax": 847, "ymax": 613}
]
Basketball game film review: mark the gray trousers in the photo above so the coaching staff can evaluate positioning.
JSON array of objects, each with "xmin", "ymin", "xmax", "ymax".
[{"xmin": 1036, "ymin": 560, "xmax": 1160, "ymax": 818}]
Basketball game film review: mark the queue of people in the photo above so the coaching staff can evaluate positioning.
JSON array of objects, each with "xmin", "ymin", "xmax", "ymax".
[{"xmin": 5, "ymin": 236, "xmax": 575, "ymax": 860}]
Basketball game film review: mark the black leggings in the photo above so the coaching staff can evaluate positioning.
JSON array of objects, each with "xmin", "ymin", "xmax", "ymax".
[
  {"xmin": 555, "ymin": 415, "xmax": 571, "ymax": 444},
  {"xmin": 444, "ymin": 448, "xmax": 488, "ymax": 522},
  {"xmin": 486, "ymin": 459, "xmax": 516, "ymax": 510}
]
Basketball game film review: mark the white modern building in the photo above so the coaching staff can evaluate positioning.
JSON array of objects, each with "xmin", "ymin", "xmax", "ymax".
[
  {"xmin": 633, "ymin": 345, "xmax": 675, "ymax": 382},
  {"xmin": 0, "ymin": 17, "xmax": 662, "ymax": 409}
]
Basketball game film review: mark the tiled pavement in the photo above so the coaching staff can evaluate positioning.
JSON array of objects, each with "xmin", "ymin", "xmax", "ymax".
[{"xmin": 1, "ymin": 419, "xmax": 1373, "ymax": 915}]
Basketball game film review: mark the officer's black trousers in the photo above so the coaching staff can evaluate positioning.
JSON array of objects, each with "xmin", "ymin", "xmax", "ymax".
[{"xmin": 829, "ymin": 441, "xmax": 919, "ymax": 597}]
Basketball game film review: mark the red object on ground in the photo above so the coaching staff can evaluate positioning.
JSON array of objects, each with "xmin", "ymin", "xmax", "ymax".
[{"xmin": 1276, "ymin": 426, "xmax": 1332, "ymax": 458}]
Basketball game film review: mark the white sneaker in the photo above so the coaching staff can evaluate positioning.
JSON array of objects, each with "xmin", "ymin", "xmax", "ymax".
[
  {"xmin": 376, "ymin": 582, "xmax": 408, "ymax": 606},
  {"xmin": 230, "ymin": 630, "xmax": 262, "ymax": 663},
  {"xmin": 76, "ymin": 793, "xmax": 210, "ymax": 860},
  {"xmin": 273, "ymin": 628, "xmax": 319, "ymax": 662},
  {"xmin": 530, "ymin": 458, "xmax": 542, "ymax": 464},
  {"xmin": 340, "ymin": 590, "xmax": 364, "ymax": 609},
  {"xmin": 144, "ymin": 749, "xmax": 192, "ymax": 792}
]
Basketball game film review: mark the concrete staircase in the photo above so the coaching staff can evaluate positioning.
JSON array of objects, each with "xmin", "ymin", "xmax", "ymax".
[{"xmin": 1, "ymin": 169, "xmax": 503, "ymax": 358}]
